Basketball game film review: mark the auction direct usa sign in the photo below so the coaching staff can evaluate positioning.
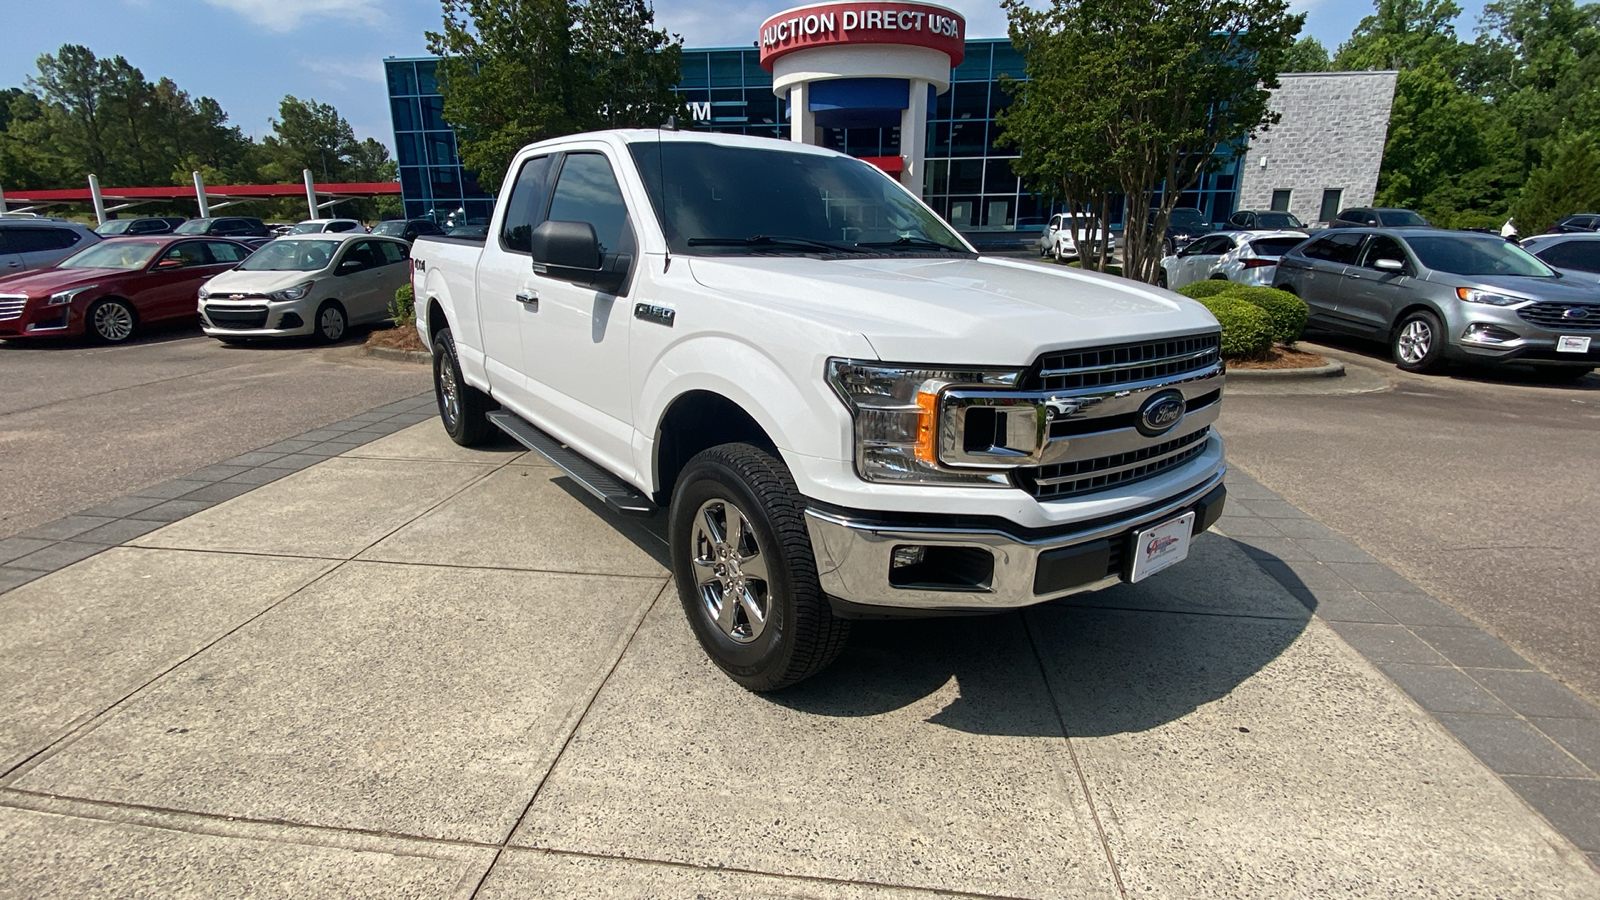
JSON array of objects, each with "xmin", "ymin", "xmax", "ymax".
[{"xmin": 758, "ymin": 1, "xmax": 967, "ymax": 69}]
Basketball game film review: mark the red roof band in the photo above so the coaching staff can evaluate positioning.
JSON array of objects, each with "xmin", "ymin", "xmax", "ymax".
[
  {"xmin": 759, "ymin": 1, "xmax": 966, "ymax": 70},
  {"xmin": 3, "ymin": 183, "xmax": 401, "ymax": 203}
]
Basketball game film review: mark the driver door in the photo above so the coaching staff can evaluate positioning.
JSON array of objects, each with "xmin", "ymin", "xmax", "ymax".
[
  {"xmin": 138, "ymin": 241, "xmax": 216, "ymax": 321},
  {"xmin": 1340, "ymin": 234, "xmax": 1414, "ymax": 333},
  {"xmin": 520, "ymin": 149, "xmax": 637, "ymax": 477}
]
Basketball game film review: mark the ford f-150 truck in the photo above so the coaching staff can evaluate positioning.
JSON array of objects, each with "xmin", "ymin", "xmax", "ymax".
[{"xmin": 411, "ymin": 129, "xmax": 1227, "ymax": 690}]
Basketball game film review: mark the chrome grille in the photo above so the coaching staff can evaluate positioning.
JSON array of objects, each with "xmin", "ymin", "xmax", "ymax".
[
  {"xmin": 1018, "ymin": 427, "xmax": 1212, "ymax": 501},
  {"xmin": 1517, "ymin": 302, "xmax": 1600, "ymax": 333},
  {"xmin": 1034, "ymin": 333, "xmax": 1221, "ymax": 391},
  {"xmin": 0, "ymin": 294, "xmax": 26, "ymax": 322},
  {"xmin": 204, "ymin": 304, "xmax": 269, "ymax": 329}
]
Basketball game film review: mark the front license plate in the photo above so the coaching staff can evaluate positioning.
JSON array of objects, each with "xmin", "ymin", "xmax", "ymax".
[
  {"xmin": 1557, "ymin": 335, "xmax": 1592, "ymax": 354},
  {"xmin": 1129, "ymin": 512, "xmax": 1197, "ymax": 583}
]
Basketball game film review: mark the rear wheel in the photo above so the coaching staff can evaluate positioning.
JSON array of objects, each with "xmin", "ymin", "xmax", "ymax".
[
  {"xmin": 1392, "ymin": 309, "xmax": 1447, "ymax": 373},
  {"xmin": 670, "ymin": 443, "xmax": 849, "ymax": 691},
  {"xmin": 1157, "ymin": 269, "xmax": 1169, "ymax": 289},
  {"xmin": 432, "ymin": 326, "xmax": 496, "ymax": 446},
  {"xmin": 88, "ymin": 298, "xmax": 137, "ymax": 343}
]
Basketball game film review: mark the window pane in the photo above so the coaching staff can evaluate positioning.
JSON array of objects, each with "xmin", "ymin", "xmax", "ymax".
[
  {"xmin": 426, "ymin": 132, "xmax": 456, "ymax": 167},
  {"xmin": 1319, "ymin": 189, "xmax": 1343, "ymax": 224},
  {"xmin": 400, "ymin": 167, "xmax": 427, "ymax": 199},
  {"xmin": 983, "ymin": 158, "xmax": 1018, "ymax": 194},
  {"xmin": 205, "ymin": 241, "xmax": 248, "ymax": 263},
  {"xmin": 547, "ymin": 153, "xmax": 630, "ymax": 256},
  {"xmin": 378, "ymin": 241, "xmax": 408, "ymax": 264},
  {"xmin": 386, "ymin": 62, "xmax": 417, "ymax": 97},
  {"xmin": 951, "ymin": 81, "xmax": 988, "ymax": 120},
  {"xmin": 949, "ymin": 120, "xmax": 987, "ymax": 156},
  {"xmin": 390, "ymin": 97, "xmax": 419, "ymax": 132},
  {"xmin": 417, "ymin": 61, "xmax": 439, "ymax": 95},
  {"xmin": 1270, "ymin": 189, "xmax": 1291, "ymax": 212},
  {"xmin": 678, "ymin": 54, "xmax": 709, "ymax": 88},
  {"xmin": 709, "ymin": 52, "xmax": 743, "ymax": 87},
  {"xmin": 948, "ymin": 159, "xmax": 983, "ymax": 193},
  {"xmin": 395, "ymin": 133, "xmax": 424, "ymax": 166},
  {"xmin": 1303, "ymin": 232, "xmax": 1364, "ymax": 264},
  {"xmin": 500, "ymin": 155, "xmax": 553, "ymax": 253},
  {"xmin": 1540, "ymin": 241, "xmax": 1600, "ymax": 273},
  {"xmin": 421, "ymin": 97, "xmax": 447, "ymax": 130},
  {"xmin": 951, "ymin": 43, "xmax": 991, "ymax": 81}
]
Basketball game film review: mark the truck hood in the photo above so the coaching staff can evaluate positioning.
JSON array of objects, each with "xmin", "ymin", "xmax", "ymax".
[
  {"xmin": 202, "ymin": 268, "xmax": 324, "ymax": 297},
  {"xmin": 686, "ymin": 255, "xmax": 1218, "ymax": 365}
]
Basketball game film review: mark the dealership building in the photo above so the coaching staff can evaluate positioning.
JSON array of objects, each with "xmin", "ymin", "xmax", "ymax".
[{"xmin": 384, "ymin": 2, "xmax": 1393, "ymax": 239}]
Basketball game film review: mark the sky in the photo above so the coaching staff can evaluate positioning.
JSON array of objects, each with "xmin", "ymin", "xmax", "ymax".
[{"xmin": 3, "ymin": 0, "xmax": 1490, "ymax": 165}]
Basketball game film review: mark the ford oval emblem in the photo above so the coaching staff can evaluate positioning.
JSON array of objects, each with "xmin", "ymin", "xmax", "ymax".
[
  {"xmin": 1136, "ymin": 390, "xmax": 1186, "ymax": 437},
  {"xmin": 1564, "ymin": 307, "xmax": 1592, "ymax": 320}
]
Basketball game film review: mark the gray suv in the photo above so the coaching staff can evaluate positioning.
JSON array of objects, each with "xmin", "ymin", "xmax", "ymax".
[
  {"xmin": 0, "ymin": 220, "xmax": 101, "ymax": 274},
  {"xmin": 1274, "ymin": 227, "xmax": 1598, "ymax": 379}
]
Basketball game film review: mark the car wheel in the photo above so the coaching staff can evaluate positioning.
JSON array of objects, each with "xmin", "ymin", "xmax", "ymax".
[
  {"xmin": 670, "ymin": 442, "xmax": 850, "ymax": 691},
  {"xmin": 88, "ymin": 298, "xmax": 137, "ymax": 343},
  {"xmin": 1392, "ymin": 309, "xmax": 1446, "ymax": 373},
  {"xmin": 1157, "ymin": 270, "xmax": 1169, "ymax": 288},
  {"xmin": 431, "ymin": 326, "xmax": 496, "ymax": 446},
  {"xmin": 315, "ymin": 301, "xmax": 347, "ymax": 343},
  {"xmin": 1163, "ymin": 239, "xmax": 1176, "ymax": 257}
]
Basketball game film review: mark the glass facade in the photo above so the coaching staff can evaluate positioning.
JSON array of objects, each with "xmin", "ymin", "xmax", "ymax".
[{"xmin": 385, "ymin": 39, "xmax": 1242, "ymax": 237}]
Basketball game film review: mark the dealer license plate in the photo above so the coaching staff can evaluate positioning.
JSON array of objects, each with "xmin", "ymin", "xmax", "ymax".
[
  {"xmin": 1129, "ymin": 512, "xmax": 1197, "ymax": 583},
  {"xmin": 1557, "ymin": 336, "xmax": 1592, "ymax": 354}
]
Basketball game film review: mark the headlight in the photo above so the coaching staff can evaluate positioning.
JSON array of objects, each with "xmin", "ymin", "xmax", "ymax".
[
  {"xmin": 198, "ymin": 286, "xmax": 212, "ymax": 300},
  {"xmin": 47, "ymin": 285, "xmax": 98, "ymax": 306},
  {"xmin": 269, "ymin": 282, "xmax": 314, "ymax": 301},
  {"xmin": 826, "ymin": 359, "xmax": 1020, "ymax": 486},
  {"xmin": 1457, "ymin": 287, "xmax": 1525, "ymax": 306}
]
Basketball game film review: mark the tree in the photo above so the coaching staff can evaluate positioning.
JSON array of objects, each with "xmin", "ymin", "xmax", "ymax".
[
  {"xmin": 1510, "ymin": 130, "xmax": 1600, "ymax": 232},
  {"xmin": 999, "ymin": 0, "xmax": 1303, "ymax": 283},
  {"xmin": 1374, "ymin": 61, "xmax": 1517, "ymax": 225},
  {"xmin": 1334, "ymin": 0, "xmax": 1466, "ymax": 72},
  {"xmin": 1283, "ymin": 36, "xmax": 1331, "ymax": 72},
  {"xmin": 426, "ymin": 0, "xmax": 686, "ymax": 191},
  {"xmin": 260, "ymin": 96, "xmax": 396, "ymax": 220}
]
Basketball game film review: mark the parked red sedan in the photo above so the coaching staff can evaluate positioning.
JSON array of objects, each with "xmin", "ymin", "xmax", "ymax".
[{"xmin": 0, "ymin": 236, "xmax": 253, "ymax": 342}]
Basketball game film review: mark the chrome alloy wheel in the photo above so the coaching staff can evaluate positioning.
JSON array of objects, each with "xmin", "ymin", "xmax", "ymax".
[
  {"xmin": 1397, "ymin": 318, "xmax": 1433, "ymax": 364},
  {"xmin": 319, "ymin": 306, "xmax": 346, "ymax": 341},
  {"xmin": 437, "ymin": 351, "xmax": 461, "ymax": 432},
  {"xmin": 93, "ymin": 302, "xmax": 134, "ymax": 341},
  {"xmin": 691, "ymin": 498, "xmax": 771, "ymax": 644}
]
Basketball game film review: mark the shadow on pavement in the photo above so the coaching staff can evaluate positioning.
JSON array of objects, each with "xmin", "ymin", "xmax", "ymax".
[
  {"xmin": 0, "ymin": 320, "xmax": 202, "ymax": 349},
  {"xmin": 1307, "ymin": 331, "xmax": 1597, "ymax": 389}
]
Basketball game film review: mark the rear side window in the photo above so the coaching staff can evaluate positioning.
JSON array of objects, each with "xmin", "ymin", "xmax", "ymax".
[
  {"xmin": 376, "ymin": 241, "xmax": 408, "ymax": 265},
  {"xmin": 204, "ymin": 241, "xmax": 249, "ymax": 264},
  {"xmin": 1536, "ymin": 240, "xmax": 1600, "ymax": 274},
  {"xmin": 1250, "ymin": 237, "xmax": 1304, "ymax": 257},
  {"xmin": 1300, "ymin": 232, "xmax": 1365, "ymax": 264},
  {"xmin": 500, "ymin": 155, "xmax": 554, "ymax": 253},
  {"xmin": 6, "ymin": 227, "xmax": 81, "ymax": 252}
]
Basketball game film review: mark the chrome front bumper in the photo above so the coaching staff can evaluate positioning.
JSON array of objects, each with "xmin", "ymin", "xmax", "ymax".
[{"xmin": 805, "ymin": 471, "xmax": 1227, "ymax": 613}]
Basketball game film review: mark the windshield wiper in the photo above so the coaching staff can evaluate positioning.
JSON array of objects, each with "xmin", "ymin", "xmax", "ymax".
[
  {"xmin": 686, "ymin": 234, "xmax": 869, "ymax": 254},
  {"xmin": 853, "ymin": 236, "xmax": 968, "ymax": 252}
]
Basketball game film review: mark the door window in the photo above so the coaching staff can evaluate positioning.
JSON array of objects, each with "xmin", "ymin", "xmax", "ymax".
[
  {"xmin": 375, "ymin": 240, "xmax": 408, "ymax": 265},
  {"xmin": 1229, "ymin": 212, "xmax": 1251, "ymax": 228},
  {"xmin": 339, "ymin": 240, "xmax": 383, "ymax": 272},
  {"xmin": 1301, "ymin": 232, "xmax": 1365, "ymax": 265},
  {"xmin": 546, "ymin": 152, "xmax": 631, "ymax": 257},
  {"xmin": 1361, "ymin": 235, "xmax": 1407, "ymax": 270},
  {"xmin": 203, "ymin": 241, "xmax": 250, "ymax": 264},
  {"xmin": 160, "ymin": 242, "xmax": 210, "ymax": 268},
  {"xmin": 1535, "ymin": 240, "xmax": 1600, "ymax": 274},
  {"xmin": 1185, "ymin": 236, "xmax": 1230, "ymax": 257},
  {"xmin": 7, "ymin": 228, "xmax": 81, "ymax": 253},
  {"xmin": 500, "ymin": 155, "xmax": 554, "ymax": 253}
]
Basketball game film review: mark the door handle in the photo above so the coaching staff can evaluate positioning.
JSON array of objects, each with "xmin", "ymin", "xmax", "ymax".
[{"xmin": 515, "ymin": 291, "xmax": 538, "ymax": 310}]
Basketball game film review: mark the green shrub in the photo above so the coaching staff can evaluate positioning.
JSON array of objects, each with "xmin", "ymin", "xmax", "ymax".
[
  {"xmin": 389, "ymin": 282, "xmax": 415, "ymax": 328},
  {"xmin": 1176, "ymin": 279, "xmax": 1236, "ymax": 299},
  {"xmin": 1198, "ymin": 295, "xmax": 1274, "ymax": 359},
  {"xmin": 1224, "ymin": 286, "xmax": 1309, "ymax": 344}
]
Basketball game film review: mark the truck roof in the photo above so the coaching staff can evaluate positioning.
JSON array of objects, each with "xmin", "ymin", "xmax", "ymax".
[{"xmin": 521, "ymin": 128, "xmax": 851, "ymax": 160}]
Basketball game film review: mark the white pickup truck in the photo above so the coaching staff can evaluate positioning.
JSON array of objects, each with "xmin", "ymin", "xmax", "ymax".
[{"xmin": 411, "ymin": 129, "xmax": 1228, "ymax": 690}]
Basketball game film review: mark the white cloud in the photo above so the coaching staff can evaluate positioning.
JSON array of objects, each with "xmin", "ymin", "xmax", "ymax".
[
  {"xmin": 203, "ymin": 0, "xmax": 389, "ymax": 33},
  {"xmin": 301, "ymin": 58, "xmax": 387, "ymax": 86}
]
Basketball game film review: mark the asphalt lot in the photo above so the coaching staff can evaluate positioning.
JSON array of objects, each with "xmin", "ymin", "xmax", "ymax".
[
  {"xmin": 0, "ymin": 326, "xmax": 430, "ymax": 539},
  {"xmin": 1220, "ymin": 338, "xmax": 1600, "ymax": 702}
]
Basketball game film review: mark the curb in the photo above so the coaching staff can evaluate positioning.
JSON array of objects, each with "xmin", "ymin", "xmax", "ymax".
[
  {"xmin": 362, "ymin": 345, "xmax": 431, "ymax": 364},
  {"xmin": 1226, "ymin": 360, "xmax": 1346, "ymax": 380}
]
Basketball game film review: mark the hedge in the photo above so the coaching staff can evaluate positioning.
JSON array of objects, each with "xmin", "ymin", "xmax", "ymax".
[
  {"xmin": 1224, "ymin": 286, "xmax": 1308, "ymax": 344},
  {"xmin": 1176, "ymin": 280, "xmax": 1236, "ymax": 299},
  {"xmin": 390, "ymin": 282, "xmax": 415, "ymax": 328},
  {"xmin": 1197, "ymin": 295, "xmax": 1274, "ymax": 359}
]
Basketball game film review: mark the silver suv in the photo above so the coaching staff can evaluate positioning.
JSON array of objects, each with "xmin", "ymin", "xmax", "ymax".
[
  {"xmin": 1274, "ymin": 227, "xmax": 1598, "ymax": 380},
  {"xmin": 0, "ymin": 220, "xmax": 101, "ymax": 274}
]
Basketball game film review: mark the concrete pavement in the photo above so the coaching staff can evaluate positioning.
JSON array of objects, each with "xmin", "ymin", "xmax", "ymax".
[{"xmin": 3, "ymin": 402, "xmax": 1598, "ymax": 897}]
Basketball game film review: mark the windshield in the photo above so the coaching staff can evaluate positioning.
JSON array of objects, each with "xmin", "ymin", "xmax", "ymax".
[
  {"xmin": 59, "ymin": 240, "xmax": 163, "ymax": 270},
  {"xmin": 371, "ymin": 221, "xmax": 406, "ymax": 236},
  {"xmin": 1379, "ymin": 210, "xmax": 1429, "ymax": 227},
  {"xmin": 288, "ymin": 222, "xmax": 325, "ymax": 235},
  {"xmin": 1169, "ymin": 209, "xmax": 1206, "ymax": 227},
  {"xmin": 236, "ymin": 239, "xmax": 335, "ymax": 271},
  {"xmin": 174, "ymin": 220, "xmax": 213, "ymax": 234},
  {"xmin": 1255, "ymin": 213, "xmax": 1303, "ymax": 229},
  {"xmin": 1406, "ymin": 235, "xmax": 1555, "ymax": 277},
  {"xmin": 630, "ymin": 142, "xmax": 971, "ymax": 256},
  {"xmin": 96, "ymin": 220, "xmax": 133, "ymax": 235}
]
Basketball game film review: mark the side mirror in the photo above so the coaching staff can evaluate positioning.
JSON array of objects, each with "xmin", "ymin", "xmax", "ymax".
[
  {"xmin": 155, "ymin": 258, "xmax": 184, "ymax": 269},
  {"xmin": 530, "ymin": 219, "xmax": 627, "ymax": 294},
  {"xmin": 338, "ymin": 259, "xmax": 362, "ymax": 272},
  {"xmin": 1374, "ymin": 258, "xmax": 1404, "ymax": 273}
]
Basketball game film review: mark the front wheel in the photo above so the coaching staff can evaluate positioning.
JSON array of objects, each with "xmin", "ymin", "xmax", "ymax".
[
  {"xmin": 88, "ymin": 298, "xmax": 137, "ymax": 343},
  {"xmin": 432, "ymin": 326, "xmax": 496, "ymax": 446},
  {"xmin": 1392, "ymin": 309, "xmax": 1446, "ymax": 373},
  {"xmin": 315, "ymin": 301, "xmax": 348, "ymax": 343},
  {"xmin": 670, "ymin": 443, "xmax": 849, "ymax": 691}
]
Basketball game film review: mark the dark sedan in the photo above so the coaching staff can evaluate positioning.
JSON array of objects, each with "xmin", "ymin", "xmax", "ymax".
[
  {"xmin": 1547, "ymin": 214, "xmax": 1599, "ymax": 234},
  {"xmin": 0, "ymin": 237, "xmax": 252, "ymax": 342},
  {"xmin": 1273, "ymin": 228, "xmax": 1597, "ymax": 379},
  {"xmin": 371, "ymin": 218, "xmax": 445, "ymax": 243},
  {"xmin": 174, "ymin": 216, "xmax": 270, "ymax": 238}
]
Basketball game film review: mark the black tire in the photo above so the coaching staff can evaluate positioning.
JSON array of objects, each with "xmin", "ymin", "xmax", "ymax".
[
  {"xmin": 1392, "ymin": 309, "xmax": 1447, "ymax": 373},
  {"xmin": 1157, "ymin": 269, "xmax": 1169, "ymax": 289},
  {"xmin": 1163, "ymin": 238, "xmax": 1176, "ymax": 257},
  {"xmin": 431, "ymin": 326, "xmax": 496, "ymax": 446},
  {"xmin": 314, "ymin": 301, "xmax": 348, "ymax": 343},
  {"xmin": 87, "ymin": 298, "xmax": 137, "ymax": 343},
  {"xmin": 669, "ymin": 443, "xmax": 850, "ymax": 691}
]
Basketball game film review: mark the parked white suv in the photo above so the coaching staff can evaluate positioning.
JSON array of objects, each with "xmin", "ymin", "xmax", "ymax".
[
  {"xmin": 1038, "ymin": 213, "xmax": 1108, "ymax": 262},
  {"xmin": 410, "ymin": 130, "xmax": 1228, "ymax": 690},
  {"xmin": 287, "ymin": 218, "xmax": 365, "ymax": 235}
]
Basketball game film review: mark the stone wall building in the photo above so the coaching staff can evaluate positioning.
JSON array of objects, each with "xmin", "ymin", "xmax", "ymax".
[{"xmin": 1237, "ymin": 71, "xmax": 1398, "ymax": 226}]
